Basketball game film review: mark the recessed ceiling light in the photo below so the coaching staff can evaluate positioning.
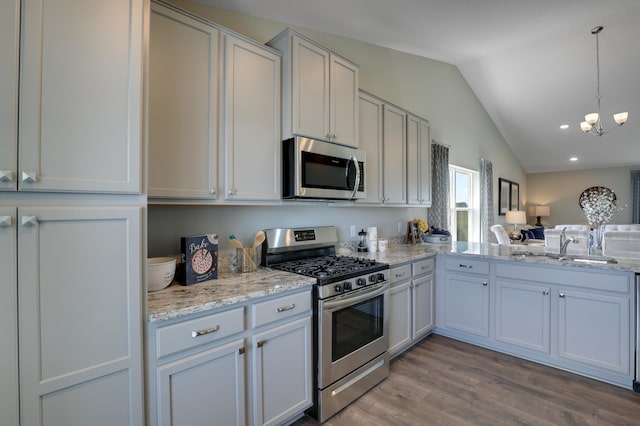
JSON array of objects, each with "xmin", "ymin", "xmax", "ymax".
[
  {"xmin": 570, "ymin": 157, "xmax": 578, "ymax": 162},
  {"xmin": 560, "ymin": 124, "xmax": 570, "ymax": 130}
]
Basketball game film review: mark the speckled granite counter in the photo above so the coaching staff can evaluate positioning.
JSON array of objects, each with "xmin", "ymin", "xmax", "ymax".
[
  {"xmin": 148, "ymin": 241, "xmax": 640, "ymax": 324},
  {"xmin": 147, "ymin": 269, "xmax": 315, "ymax": 323}
]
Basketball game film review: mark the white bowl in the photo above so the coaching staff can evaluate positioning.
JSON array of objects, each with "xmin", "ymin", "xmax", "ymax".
[{"xmin": 147, "ymin": 257, "xmax": 176, "ymax": 292}]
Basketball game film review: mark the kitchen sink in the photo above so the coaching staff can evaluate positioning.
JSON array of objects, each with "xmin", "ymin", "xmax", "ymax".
[{"xmin": 511, "ymin": 251, "xmax": 618, "ymax": 264}]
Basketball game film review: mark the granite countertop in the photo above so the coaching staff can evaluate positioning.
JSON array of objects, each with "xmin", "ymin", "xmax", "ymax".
[{"xmin": 148, "ymin": 241, "xmax": 640, "ymax": 324}]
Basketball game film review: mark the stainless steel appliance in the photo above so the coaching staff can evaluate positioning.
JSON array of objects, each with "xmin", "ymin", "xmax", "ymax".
[
  {"xmin": 262, "ymin": 226, "xmax": 389, "ymax": 422},
  {"xmin": 282, "ymin": 136, "xmax": 366, "ymax": 201}
]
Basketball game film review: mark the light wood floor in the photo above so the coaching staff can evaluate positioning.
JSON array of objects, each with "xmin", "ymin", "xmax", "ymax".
[{"xmin": 292, "ymin": 335, "xmax": 640, "ymax": 425}]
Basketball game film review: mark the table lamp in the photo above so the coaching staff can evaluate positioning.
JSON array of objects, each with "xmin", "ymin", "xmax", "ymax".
[
  {"xmin": 535, "ymin": 205, "xmax": 550, "ymax": 227},
  {"xmin": 505, "ymin": 210, "xmax": 527, "ymax": 242}
]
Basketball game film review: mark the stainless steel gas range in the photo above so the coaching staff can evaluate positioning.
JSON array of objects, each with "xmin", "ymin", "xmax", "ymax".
[{"xmin": 262, "ymin": 226, "xmax": 390, "ymax": 423}]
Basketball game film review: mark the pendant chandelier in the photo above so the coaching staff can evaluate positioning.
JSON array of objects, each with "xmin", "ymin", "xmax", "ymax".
[{"xmin": 580, "ymin": 26, "xmax": 629, "ymax": 136}]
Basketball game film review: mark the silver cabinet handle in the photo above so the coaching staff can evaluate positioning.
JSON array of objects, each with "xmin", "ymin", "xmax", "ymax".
[
  {"xmin": 21, "ymin": 216, "xmax": 37, "ymax": 226},
  {"xmin": 21, "ymin": 171, "xmax": 37, "ymax": 183},
  {"xmin": 559, "ymin": 293, "xmax": 565, "ymax": 298},
  {"xmin": 257, "ymin": 340, "xmax": 265, "ymax": 348},
  {"xmin": 543, "ymin": 290, "xmax": 550, "ymax": 295},
  {"xmin": 482, "ymin": 281, "xmax": 488, "ymax": 286},
  {"xmin": 276, "ymin": 303, "xmax": 295, "ymax": 313},
  {"xmin": 0, "ymin": 216, "xmax": 11, "ymax": 227},
  {"xmin": 228, "ymin": 189, "xmax": 236, "ymax": 196},
  {"xmin": 191, "ymin": 325, "xmax": 219, "ymax": 338},
  {"xmin": 0, "ymin": 170, "xmax": 12, "ymax": 182},
  {"xmin": 394, "ymin": 272, "xmax": 406, "ymax": 277},
  {"xmin": 210, "ymin": 189, "xmax": 216, "ymax": 195},
  {"xmin": 459, "ymin": 264, "xmax": 473, "ymax": 269}
]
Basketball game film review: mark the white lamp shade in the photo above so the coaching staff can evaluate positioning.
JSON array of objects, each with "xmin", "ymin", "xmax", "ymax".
[
  {"xmin": 505, "ymin": 210, "xmax": 527, "ymax": 225},
  {"xmin": 614, "ymin": 112, "xmax": 629, "ymax": 124},
  {"xmin": 580, "ymin": 121, "xmax": 593, "ymax": 132},
  {"xmin": 535, "ymin": 205, "xmax": 550, "ymax": 217},
  {"xmin": 585, "ymin": 113, "xmax": 599, "ymax": 125}
]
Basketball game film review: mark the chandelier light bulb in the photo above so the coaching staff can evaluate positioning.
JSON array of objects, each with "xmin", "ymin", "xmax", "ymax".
[
  {"xmin": 614, "ymin": 112, "xmax": 629, "ymax": 124},
  {"xmin": 585, "ymin": 113, "xmax": 599, "ymax": 125},
  {"xmin": 580, "ymin": 121, "xmax": 593, "ymax": 132}
]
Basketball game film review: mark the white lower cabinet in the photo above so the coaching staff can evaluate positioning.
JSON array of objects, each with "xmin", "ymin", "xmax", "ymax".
[
  {"xmin": 495, "ymin": 280, "xmax": 550, "ymax": 354},
  {"xmin": 437, "ymin": 255, "xmax": 635, "ymax": 388},
  {"xmin": 157, "ymin": 339, "xmax": 246, "ymax": 426},
  {"xmin": 558, "ymin": 288, "xmax": 630, "ymax": 374},
  {"xmin": 389, "ymin": 257, "xmax": 434, "ymax": 358},
  {"xmin": 251, "ymin": 317, "xmax": 312, "ymax": 426},
  {"xmin": 148, "ymin": 289, "xmax": 312, "ymax": 426}
]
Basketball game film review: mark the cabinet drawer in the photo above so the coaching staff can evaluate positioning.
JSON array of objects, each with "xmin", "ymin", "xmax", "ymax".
[
  {"xmin": 252, "ymin": 290, "xmax": 311, "ymax": 328},
  {"xmin": 413, "ymin": 258, "xmax": 434, "ymax": 276},
  {"xmin": 445, "ymin": 257, "xmax": 489, "ymax": 275},
  {"xmin": 390, "ymin": 264, "xmax": 412, "ymax": 283},
  {"xmin": 156, "ymin": 307, "xmax": 245, "ymax": 358}
]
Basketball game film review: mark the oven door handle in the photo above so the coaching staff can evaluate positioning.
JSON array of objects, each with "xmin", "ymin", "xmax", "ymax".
[{"xmin": 322, "ymin": 282, "xmax": 389, "ymax": 310}]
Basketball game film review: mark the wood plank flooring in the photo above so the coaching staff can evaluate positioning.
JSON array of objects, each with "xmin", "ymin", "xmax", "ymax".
[{"xmin": 292, "ymin": 335, "xmax": 640, "ymax": 425}]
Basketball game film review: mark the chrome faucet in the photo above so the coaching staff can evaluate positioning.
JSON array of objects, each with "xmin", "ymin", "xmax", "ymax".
[{"xmin": 559, "ymin": 227, "xmax": 579, "ymax": 256}]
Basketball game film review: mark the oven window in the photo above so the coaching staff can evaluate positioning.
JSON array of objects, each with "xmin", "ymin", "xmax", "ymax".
[{"xmin": 331, "ymin": 293, "xmax": 384, "ymax": 361}]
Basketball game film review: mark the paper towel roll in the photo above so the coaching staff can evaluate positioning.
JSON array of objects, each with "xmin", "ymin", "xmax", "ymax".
[{"xmin": 367, "ymin": 226, "xmax": 377, "ymax": 241}]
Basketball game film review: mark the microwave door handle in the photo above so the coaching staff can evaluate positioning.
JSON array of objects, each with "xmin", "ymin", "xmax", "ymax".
[{"xmin": 350, "ymin": 154, "xmax": 360, "ymax": 199}]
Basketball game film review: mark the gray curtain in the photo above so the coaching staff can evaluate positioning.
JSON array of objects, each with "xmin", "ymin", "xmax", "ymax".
[
  {"xmin": 428, "ymin": 142, "xmax": 449, "ymax": 231},
  {"xmin": 479, "ymin": 159, "xmax": 494, "ymax": 243},
  {"xmin": 631, "ymin": 170, "xmax": 640, "ymax": 223}
]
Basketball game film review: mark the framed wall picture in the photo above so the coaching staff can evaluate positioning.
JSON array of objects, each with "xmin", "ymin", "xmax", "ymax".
[
  {"xmin": 498, "ymin": 178, "xmax": 519, "ymax": 215},
  {"xmin": 510, "ymin": 182, "xmax": 519, "ymax": 211},
  {"xmin": 498, "ymin": 178, "xmax": 510, "ymax": 215}
]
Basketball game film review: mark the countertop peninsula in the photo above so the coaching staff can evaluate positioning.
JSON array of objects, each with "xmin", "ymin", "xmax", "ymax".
[{"xmin": 148, "ymin": 241, "xmax": 640, "ymax": 323}]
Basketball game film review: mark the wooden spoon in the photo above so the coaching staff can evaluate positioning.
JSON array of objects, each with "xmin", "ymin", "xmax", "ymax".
[{"xmin": 252, "ymin": 230, "xmax": 266, "ymax": 248}]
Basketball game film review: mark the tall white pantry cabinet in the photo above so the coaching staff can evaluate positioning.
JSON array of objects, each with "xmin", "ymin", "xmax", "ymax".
[{"xmin": 1, "ymin": 1, "xmax": 146, "ymax": 425}]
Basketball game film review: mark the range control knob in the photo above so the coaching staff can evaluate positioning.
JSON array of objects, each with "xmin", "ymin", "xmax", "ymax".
[
  {"xmin": 376, "ymin": 273, "xmax": 386, "ymax": 282},
  {"xmin": 334, "ymin": 284, "xmax": 343, "ymax": 293},
  {"xmin": 357, "ymin": 278, "xmax": 367, "ymax": 287},
  {"xmin": 369, "ymin": 274, "xmax": 378, "ymax": 283},
  {"xmin": 343, "ymin": 282, "xmax": 352, "ymax": 291}
]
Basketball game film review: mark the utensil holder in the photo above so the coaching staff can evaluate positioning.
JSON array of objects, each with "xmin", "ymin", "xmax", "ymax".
[{"xmin": 237, "ymin": 247, "xmax": 257, "ymax": 273}]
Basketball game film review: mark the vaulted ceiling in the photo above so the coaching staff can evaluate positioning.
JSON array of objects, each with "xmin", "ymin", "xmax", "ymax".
[{"xmin": 196, "ymin": 0, "xmax": 640, "ymax": 173}]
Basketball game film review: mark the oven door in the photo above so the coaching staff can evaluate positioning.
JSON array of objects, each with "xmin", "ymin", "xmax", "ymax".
[{"xmin": 318, "ymin": 281, "xmax": 389, "ymax": 388}]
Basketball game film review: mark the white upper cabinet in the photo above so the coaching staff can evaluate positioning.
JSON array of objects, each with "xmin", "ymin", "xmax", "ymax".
[
  {"xmin": 407, "ymin": 114, "xmax": 431, "ymax": 206},
  {"xmin": 0, "ymin": 0, "xmax": 18, "ymax": 191},
  {"xmin": 358, "ymin": 91, "xmax": 384, "ymax": 203},
  {"xmin": 382, "ymin": 103, "xmax": 407, "ymax": 204},
  {"xmin": 148, "ymin": 3, "xmax": 220, "ymax": 199},
  {"xmin": 268, "ymin": 28, "xmax": 359, "ymax": 147},
  {"xmin": 223, "ymin": 34, "xmax": 281, "ymax": 201},
  {"xmin": 18, "ymin": 0, "xmax": 143, "ymax": 193}
]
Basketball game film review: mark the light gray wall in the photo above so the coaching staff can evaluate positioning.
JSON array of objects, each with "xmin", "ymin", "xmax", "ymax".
[
  {"xmin": 526, "ymin": 166, "xmax": 637, "ymax": 227},
  {"xmin": 147, "ymin": 0, "xmax": 527, "ymax": 256}
]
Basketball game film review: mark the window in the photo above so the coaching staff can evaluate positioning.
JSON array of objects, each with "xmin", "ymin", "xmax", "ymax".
[{"xmin": 449, "ymin": 165, "xmax": 479, "ymax": 242}]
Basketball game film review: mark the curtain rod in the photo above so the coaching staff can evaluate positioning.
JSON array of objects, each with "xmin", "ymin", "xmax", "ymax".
[{"xmin": 431, "ymin": 139, "xmax": 451, "ymax": 148}]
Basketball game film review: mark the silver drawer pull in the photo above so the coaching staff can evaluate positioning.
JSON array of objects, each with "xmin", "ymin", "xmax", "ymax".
[
  {"xmin": 276, "ymin": 303, "xmax": 295, "ymax": 313},
  {"xmin": 421, "ymin": 265, "xmax": 430, "ymax": 270},
  {"xmin": 459, "ymin": 264, "xmax": 473, "ymax": 268},
  {"xmin": 191, "ymin": 325, "xmax": 219, "ymax": 338},
  {"xmin": 395, "ymin": 272, "xmax": 406, "ymax": 277}
]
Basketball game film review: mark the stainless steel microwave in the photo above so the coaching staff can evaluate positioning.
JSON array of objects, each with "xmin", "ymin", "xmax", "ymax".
[{"xmin": 282, "ymin": 136, "xmax": 365, "ymax": 200}]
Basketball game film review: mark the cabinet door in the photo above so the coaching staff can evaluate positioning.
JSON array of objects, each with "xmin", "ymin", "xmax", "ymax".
[
  {"xmin": 444, "ymin": 274, "xmax": 490, "ymax": 337},
  {"xmin": 18, "ymin": 206, "xmax": 143, "ymax": 426},
  {"xmin": 407, "ymin": 115, "xmax": 431, "ymax": 206},
  {"xmin": 156, "ymin": 339, "xmax": 246, "ymax": 426},
  {"xmin": 495, "ymin": 280, "xmax": 550, "ymax": 353},
  {"xmin": 0, "ymin": 0, "xmax": 18, "ymax": 191},
  {"xmin": 382, "ymin": 104, "xmax": 407, "ymax": 204},
  {"xmin": 389, "ymin": 281, "xmax": 412, "ymax": 358},
  {"xmin": 149, "ymin": 4, "xmax": 219, "ymax": 199},
  {"xmin": 223, "ymin": 35, "xmax": 281, "ymax": 201},
  {"xmin": 558, "ymin": 289, "xmax": 630, "ymax": 374},
  {"xmin": 412, "ymin": 274, "xmax": 435, "ymax": 339},
  {"xmin": 291, "ymin": 35, "xmax": 330, "ymax": 141},
  {"xmin": 19, "ymin": 0, "xmax": 143, "ymax": 193},
  {"xmin": 252, "ymin": 316, "xmax": 313, "ymax": 426},
  {"xmin": 358, "ymin": 91, "xmax": 384, "ymax": 203},
  {"xmin": 330, "ymin": 54, "xmax": 359, "ymax": 146},
  {"xmin": 0, "ymin": 208, "xmax": 18, "ymax": 426}
]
